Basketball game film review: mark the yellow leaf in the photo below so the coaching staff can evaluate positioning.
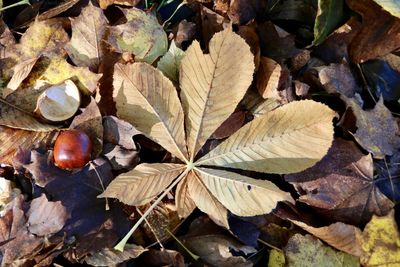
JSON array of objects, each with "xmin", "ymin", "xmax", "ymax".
[
  {"xmin": 357, "ymin": 210, "xmax": 400, "ymax": 266},
  {"xmin": 113, "ymin": 62, "xmax": 188, "ymax": 162},
  {"xmin": 187, "ymin": 171, "xmax": 229, "ymax": 228},
  {"xmin": 99, "ymin": 163, "xmax": 185, "ymax": 206},
  {"xmin": 180, "ymin": 27, "xmax": 254, "ymax": 160},
  {"xmin": 197, "ymin": 100, "xmax": 335, "ymax": 174},
  {"xmin": 195, "ymin": 167, "xmax": 294, "ymax": 216}
]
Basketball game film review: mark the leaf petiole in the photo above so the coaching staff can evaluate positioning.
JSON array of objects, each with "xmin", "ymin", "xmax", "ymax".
[
  {"xmin": 0, "ymin": 0, "xmax": 30, "ymax": 12},
  {"xmin": 114, "ymin": 167, "xmax": 190, "ymax": 252}
]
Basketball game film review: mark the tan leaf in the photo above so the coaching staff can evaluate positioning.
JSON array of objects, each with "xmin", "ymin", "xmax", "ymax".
[
  {"xmin": 187, "ymin": 171, "xmax": 229, "ymax": 228},
  {"xmin": 113, "ymin": 62, "xmax": 188, "ymax": 162},
  {"xmin": 197, "ymin": 100, "xmax": 335, "ymax": 174},
  {"xmin": 180, "ymin": 27, "xmax": 254, "ymax": 160},
  {"xmin": 98, "ymin": 163, "xmax": 185, "ymax": 206},
  {"xmin": 290, "ymin": 220, "xmax": 363, "ymax": 257},
  {"xmin": 0, "ymin": 126, "xmax": 57, "ymax": 165},
  {"xmin": 98, "ymin": 0, "xmax": 141, "ymax": 9},
  {"xmin": 195, "ymin": 167, "xmax": 294, "ymax": 216},
  {"xmin": 256, "ymin": 57, "xmax": 282, "ymax": 99},
  {"xmin": 0, "ymin": 85, "xmax": 59, "ymax": 131},
  {"xmin": 4, "ymin": 57, "xmax": 40, "ymax": 97},
  {"xmin": 157, "ymin": 41, "xmax": 185, "ymax": 83},
  {"xmin": 175, "ymin": 178, "xmax": 196, "ymax": 219},
  {"xmin": 65, "ymin": 3, "xmax": 108, "ymax": 71},
  {"xmin": 85, "ymin": 244, "xmax": 147, "ymax": 266}
]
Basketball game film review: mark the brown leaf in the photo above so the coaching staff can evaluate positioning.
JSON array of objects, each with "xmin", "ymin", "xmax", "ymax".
[
  {"xmin": 317, "ymin": 62, "xmax": 361, "ymax": 97},
  {"xmin": 84, "ymin": 244, "xmax": 147, "ymax": 266},
  {"xmin": 286, "ymin": 138, "xmax": 394, "ymax": 225},
  {"xmin": 212, "ymin": 111, "xmax": 246, "ymax": 139},
  {"xmin": 347, "ymin": 0, "xmax": 400, "ymax": 63},
  {"xmin": 0, "ymin": 126, "xmax": 57, "ymax": 165},
  {"xmin": 0, "ymin": 19, "xmax": 16, "ymax": 59},
  {"xmin": 201, "ymin": 6, "xmax": 229, "ymax": 47},
  {"xmin": 238, "ymin": 23, "xmax": 261, "ymax": 70},
  {"xmin": 228, "ymin": 0, "xmax": 266, "ymax": 25},
  {"xmin": 141, "ymin": 248, "xmax": 185, "ymax": 267},
  {"xmin": 38, "ymin": 0, "xmax": 81, "ymax": 21},
  {"xmin": 183, "ymin": 234, "xmax": 256, "ymax": 267},
  {"xmin": 294, "ymin": 80, "xmax": 310, "ymax": 97},
  {"xmin": 347, "ymin": 97, "xmax": 400, "ymax": 158},
  {"xmin": 70, "ymin": 98, "xmax": 103, "ymax": 158},
  {"xmin": 175, "ymin": 20, "xmax": 196, "ymax": 47},
  {"xmin": 27, "ymin": 194, "xmax": 69, "ymax": 236},
  {"xmin": 256, "ymin": 57, "xmax": 282, "ymax": 98},
  {"xmin": 65, "ymin": 3, "xmax": 108, "ymax": 71},
  {"xmin": 103, "ymin": 144, "xmax": 139, "ymax": 170},
  {"xmin": 103, "ymin": 115, "xmax": 141, "ymax": 150},
  {"xmin": 313, "ymin": 17, "xmax": 361, "ymax": 63}
]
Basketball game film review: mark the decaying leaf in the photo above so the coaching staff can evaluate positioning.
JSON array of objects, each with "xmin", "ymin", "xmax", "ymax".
[
  {"xmin": 286, "ymin": 138, "xmax": 394, "ymax": 225},
  {"xmin": 84, "ymin": 244, "xmax": 147, "ymax": 266},
  {"xmin": 284, "ymin": 234, "xmax": 360, "ymax": 267},
  {"xmin": 103, "ymin": 27, "xmax": 335, "ymax": 232},
  {"xmin": 347, "ymin": 97, "xmax": 400, "ymax": 158},
  {"xmin": 157, "ymin": 41, "xmax": 185, "ymax": 83},
  {"xmin": 347, "ymin": 0, "xmax": 400, "ymax": 63},
  {"xmin": 357, "ymin": 210, "xmax": 400, "ymax": 266},
  {"xmin": 183, "ymin": 234, "xmax": 256, "ymax": 267},
  {"xmin": 4, "ymin": 56, "xmax": 40, "ymax": 96},
  {"xmin": 108, "ymin": 8, "xmax": 168, "ymax": 64},
  {"xmin": 97, "ymin": 0, "xmax": 140, "ymax": 9},
  {"xmin": 65, "ymin": 3, "xmax": 108, "ymax": 71}
]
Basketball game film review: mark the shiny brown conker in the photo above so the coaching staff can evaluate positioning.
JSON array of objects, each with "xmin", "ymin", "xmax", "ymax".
[{"xmin": 53, "ymin": 129, "xmax": 92, "ymax": 170}]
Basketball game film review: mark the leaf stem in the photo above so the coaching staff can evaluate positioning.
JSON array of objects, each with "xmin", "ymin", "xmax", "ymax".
[
  {"xmin": 0, "ymin": 0, "xmax": 30, "ymax": 12},
  {"xmin": 166, "ymin": 228, "xmax": 199, "ymax": 260},
  {"xmin": 114, "ymin": 168, "xmax": 190, "ymax": 252}
]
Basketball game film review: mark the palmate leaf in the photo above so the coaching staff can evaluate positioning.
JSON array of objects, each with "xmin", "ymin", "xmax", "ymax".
[
  {"xmin": 113, "ymin": 62, "xmax": 188, "ymax": 162},
  {"xmin": 197, "ymin": 100, "xmax": 335, "ymax": 174},
  {"xmin": 180, "ymin": 27, "xmax": 254, "ymax": 160},
  {"xmin": 102, "ymin": 27, "xmax": 335, "ymax": 251}
]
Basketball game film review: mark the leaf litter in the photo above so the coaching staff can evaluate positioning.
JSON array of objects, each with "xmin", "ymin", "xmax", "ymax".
[{"xmin": 0, "ymin": 0, "xmax": 399, "ymax": 265}]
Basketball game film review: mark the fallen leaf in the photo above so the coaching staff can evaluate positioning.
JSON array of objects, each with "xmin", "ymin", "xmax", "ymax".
[
  {"xmin": 0, "ymin": 83, "xmax": 59, "ymax": 131},
  {"xmin": 103, "ymin": 28, "xmax": 334, "ymax": 234},
  {"xmin": 201, "ymin": 5, "xmax": 229, "ymax": 47},
  {"xmin": 286, "ymin": 138, "xmax": 394, "ymax": 225},
  {"xmin": 103, "ymin": 143, "xmax": 139, "ymax": 170},
  {"xmin": 289, "ymin": 220, "xmax": 363, "ymax": 257},
  {"xmin": 268, "ymin": 249, "xmax": 285, "ymax": 267},
  {"xmin": 14, "ymin": 19, "xmax": 69, "ymax": 60},
  {"xmin": 313, "ymin": 0, "xmax": 345, "ymax": 46},
  {"xmin": 228, "ymin": 0, "xmax": 266, "ymax": 25},
  {"xmin": 284, "ymin": 234, "xmax": 360, "ymax": 267},
  {"xmin": 84, "ymin": 244, "xmax": 147, "ymax": 266},
  {"xmin": 108, "ymin": 8, "xmax": 168, "ymax": 64},
  {"xmin": 357, "ymin": 210, "xmax": 400, "ymax": 266},
  {"xmin": 347, "ymin": 97, "xmax": 400, "ymax": 158},
  {"xmin": 175, "ymin": 20, "xmax": 196, "ymax": 47},
  {"xmin": 141, "ymin": 248, "xmax": 185, "ymax": 267},
  {"xmin": 256, "ymin": 57, "xmax": 282, "ymax": 98},
  {"xmin": 0, "ymin": 19, "xmax": 16, "ymax": 59},
  {"xmin": 37, "ymin": 0, "xmax": 81, "ymax": 21},
  {"xmin": 103, "ymin": 115, "xmax": 141, "ymax": 150},
  {"xmin": 347, "ymin": 0, "xmax": 400, "ymax": 63},
  {"xmin": 183, "ymin": 234, "xmax": 256, "ymax": 267},
  {"xmin": 4, "ymin": 56, "xmax": 40, "ymax": 96},
  {"xmin": 374, "ymin": 150, "xmax": 400, "ymax": 202},
  {"xmin": 157, "ymin": 41, "xmax": 185, "ymax": 83},
  {"xmin": 0, "ymin": 126, "xmax": 56, "ymax": 165},
  {"xmin": 27, "ymin": 194, "xmax": 69, "ymax": 236},
  {"xmin": 317, "ymin": 62, "xmax": 361, "ymax": 97},
  {"xmin": 65, "ymin": 3, "xmax": 108, "ymax": 72},
  {"xmin": 211, "ymin": 111, "xmax": 245, "ymax": 139}
]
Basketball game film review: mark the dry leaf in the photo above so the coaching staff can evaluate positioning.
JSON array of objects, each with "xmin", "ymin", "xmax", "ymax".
[
  {"xmin": 256, "ymin": 57, "xmax": 282, "ymax": 98},
  {"xmin": 286, "ymin": 138, "xmax": 394, "ymax": 225},
  {"xmin": 97, "ymin": 0, "xmax": 140, "ymax": 9},
  {"xmin": 180, "ymin": 27, "xmax": 254, "ymax": 160},
  {"xmin": 100, "ymin": 163, "xmax": 186, "ymax": 206},
  {"xmin": 4, "ymin": 56, "xmax": 40, "ymax": 96},
  {"xmin": 108, "ymin": 8, "xmax": 167, "ymax": 64},
  {"xmin": 284, "ymin": 234, "xmax": 360, "ymax": 267},
  {"xmin": 198, "ymin": 100, "xmax": 335, "ymax": 174},
  {"xmin": 65, "ymin": 3, "xmax": 108, "ymax": 72},
  {"xmin": 113, "ymin": 62, "xmax": 188, "ymax": 162},
  {"xmin": 347, "ymin": 97, "xmax": 400, "ymax": 158},
  {"xmin": 157, "ymin": 41, "xmax": 185, "ymax": 83},
  {"xmin": 357, "ymin": 210, "xmax": 400, "ymax": 266},
  {"xmin": 318, "ymin": 62, "xmax": 360, "ymax": 97},
  {"xmin": 84, "ymin": 244, "xmax": 147, "ymax": 266}
]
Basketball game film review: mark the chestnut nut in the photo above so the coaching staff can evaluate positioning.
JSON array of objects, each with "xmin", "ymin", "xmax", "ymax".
[{"xmin": 53, "ymin": 129, "xmax": 92, "ymax": 169}]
